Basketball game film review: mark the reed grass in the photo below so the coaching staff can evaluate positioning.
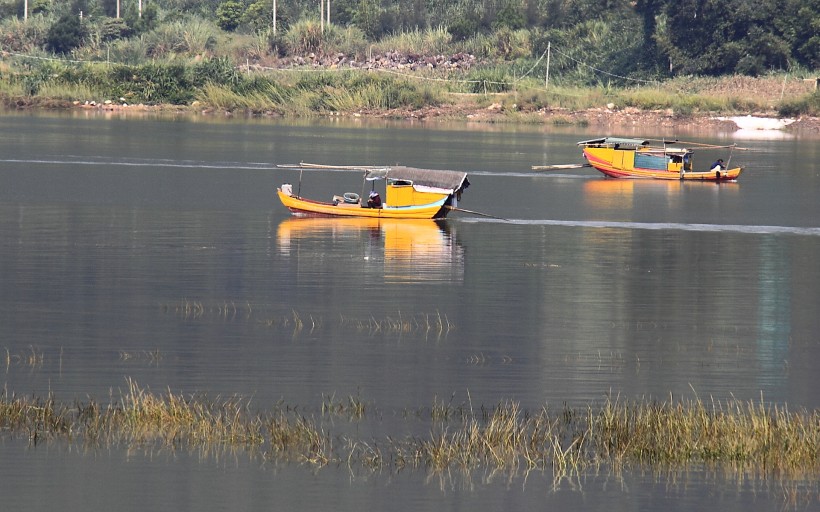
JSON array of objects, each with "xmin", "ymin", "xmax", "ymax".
[
  {"xmin": 196, "ymin": 83, "xmax": 281, "ymax": 113},
  {"xmin": 2, "ymin": 385, "xmax": 819, "ymax": 481},
  {"xmin": 162, "ymin": 300, "xmax": 454, "ymax": 336},
  {"xmin": 4, "ymin": 346, "xmax": 44, "ymax": 369},
  {"xmin": 374, "ymin": 27, "xmax": 453, "ymax": 56}
]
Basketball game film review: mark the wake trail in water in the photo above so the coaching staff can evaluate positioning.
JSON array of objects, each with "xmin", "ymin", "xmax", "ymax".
[
  {"xmin": 462, "ymin": 170, "xmax": 595, "ymax": 179},
  {"xmin": 459, "ymin": 217, "xmax": 820, "ymax": 236},
  {"xmin": 2, "ymin": 158, "xmax": 595, "ymax": 178},
  {"xmin": 0, "ymin": 156, "xmax": 278, "ymax": 171}
]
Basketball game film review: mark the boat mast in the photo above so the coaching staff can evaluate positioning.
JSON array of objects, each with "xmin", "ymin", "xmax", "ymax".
[{"xmin": 725, "ymin": 144, "xmax": 737, "ymax": 170}]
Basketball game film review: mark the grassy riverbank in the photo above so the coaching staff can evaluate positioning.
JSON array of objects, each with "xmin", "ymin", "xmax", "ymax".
[
  {"xmin": 2, "ymin": 56, "xmax": 819, "ymax": 130},
  {"xmin": 2, "ymin": 380, "xmax": 819, "ymax": 478}
]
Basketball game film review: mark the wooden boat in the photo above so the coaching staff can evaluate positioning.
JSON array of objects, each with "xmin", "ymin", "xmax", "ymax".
[
  {"xmin": 574, "ymin": 137, "xmax": 743, "ymax": 181},
  {"xmin": 276, "ymin": 165, "xmax": 470, "ymax": 219}
]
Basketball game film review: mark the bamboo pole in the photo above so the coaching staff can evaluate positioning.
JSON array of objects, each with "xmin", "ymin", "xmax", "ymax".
[
  {"xmin": 645, "ymin": 139, "xmax": 750, "ymax": 150},
  {"xmin": 445, "ymin": 206, "xmax": 508, "ymax": 221}
]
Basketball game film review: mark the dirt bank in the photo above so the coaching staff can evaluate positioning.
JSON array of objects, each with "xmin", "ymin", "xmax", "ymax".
[
  {"xmin": 354, "ymin": 100, "xmax": 820, "ymax": 135},
  {"xmin": 7, "ymin": 93, "xmax": 819, "ymax": 136}
]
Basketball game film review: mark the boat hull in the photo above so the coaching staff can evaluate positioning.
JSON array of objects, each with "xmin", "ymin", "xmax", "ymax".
[
  {"xmin": 583, "ymin": 147, "xmax": 743, "ymax": 181},
  {"xmin": 277, "ymin": 189, "xmax": 450, "ymax": 219}
]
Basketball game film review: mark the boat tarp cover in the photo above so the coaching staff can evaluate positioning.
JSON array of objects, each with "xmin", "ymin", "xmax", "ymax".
[
  {"xmin": 381, "ymin": 166, "xmax": 469, "ymax": 194},
  {"xmin": 634, "ymin": 153, "xmax": 670, "ymax": 170},
  {"xmin": 578, "ymin": 137, "xmax": 649, "ymax": 147}
]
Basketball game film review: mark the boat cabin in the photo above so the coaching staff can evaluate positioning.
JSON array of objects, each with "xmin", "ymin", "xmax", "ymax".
[
  {"xmin": 579, "ymin": 137, "xmax": 694, "ymax": 173},
  {"xmin": 365, "ymin": 167, "xmax": 470, "ymax": 208}
]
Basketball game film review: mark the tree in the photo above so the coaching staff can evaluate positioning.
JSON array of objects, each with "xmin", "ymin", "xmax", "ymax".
[
  {"xmin": 244, "ymin": 0, "xmax": 274, "ymax": 32},
  {"xmin": 217, "ymin": 0, "xmax": 244, "ymax": 32},
  {"xmin": 99, "ymin": 17, "xmax": 133, "ymax": 42},
  {"xmin": 786, "ymin": 0, "xmax": 820, "ymax": 68},
  {"xmin": 657, "ymin": 0, "xmax": 795, "ymax": 76},
  {"xmin": 494, "ymin": 1, "xmax": 526, "ymax": 30},
  {"xmin": 352, "ymin": 0, "xmax": 381, "ymax": 39},
  {"xmin": 124, "ymin": 2, "xmax": 158, "ymax": 34},
  {"xmin": 631, "ymin": 0, "xmax": 667, "ymax": 74},
  {"xmin": 46, "ymin": 13, "xmax": 88, "ymax": 55}
]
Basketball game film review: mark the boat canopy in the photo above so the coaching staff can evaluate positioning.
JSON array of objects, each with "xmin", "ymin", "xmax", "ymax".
[
  {"xmin": 578, "ymin": 137, "xmax": 651, "ymax": 147},
  {"xmin": 364, "ymin": 166, "xmax": 470, "ymax": 195}
]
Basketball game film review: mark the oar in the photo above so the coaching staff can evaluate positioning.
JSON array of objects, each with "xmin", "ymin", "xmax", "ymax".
[
  {"xmin": 446, "ymin": 206, "xmax": 508, "ymax": 221},
  {"xmin": 531, "ymin": 163, "xmax": 591, "ymax": 171}
]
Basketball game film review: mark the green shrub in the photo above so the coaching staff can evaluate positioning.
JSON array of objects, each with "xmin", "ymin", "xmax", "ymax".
[
  {"xmin": 0, "ymin": 15, "xmax": 51, "ymax": 53},
  {"xmin": 283, "ymin": 19, "xmax": 324, "ymax": 56},
  {"xmin": 109, "ymin": 63, "xmax": 194, "ymax": 104},
  {"xmin": 145, "ymin": 17, "xmax": 218, "ymax": 58},
  {"xmin": 778, "ymin": 91, "xmax": 820, "ymax": 117},
  {"xmin": 98, "ymin": 17, "xmax": 132, "ymax": 42},
  {"xmin": 465, "ymin": 67, "xmax": 513, "ymax": 93},
  {"xmin": 46, "ymin": 14, "xmax": 88, "ymax": 55},
  {"xmin": 192, "ymin": 56, "xmax": 240, "ymax": 87},
  {"xmin": 295, "ymin": 71, "xmax": 338, "ymax": 91}
]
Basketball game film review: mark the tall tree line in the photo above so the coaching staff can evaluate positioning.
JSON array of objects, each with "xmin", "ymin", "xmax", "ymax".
[
  {"xmin": 183, "ymin": 0, "xmax": 819, "ymax": 73},
  {"xmin": 3, "ymin": 0, "xmax": 818, "ymax": 74}
]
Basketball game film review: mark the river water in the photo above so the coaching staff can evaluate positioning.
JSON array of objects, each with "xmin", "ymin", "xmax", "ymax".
[{"xmin": 1, "ymin": 111, "xmax": 819, "ymax": 511}]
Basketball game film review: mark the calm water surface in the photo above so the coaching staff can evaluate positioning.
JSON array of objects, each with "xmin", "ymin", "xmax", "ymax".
[{"xmin": 1, "ymin": 112, "xmax": 819, "ymax": 510}]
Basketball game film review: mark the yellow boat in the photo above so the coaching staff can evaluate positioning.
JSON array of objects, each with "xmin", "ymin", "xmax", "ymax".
[
  {"xmin": 577, "ymin": 137, "xmax": 744, "ymax": 181},
  {"xmin": 277, "ymin": 165, "xmax": 470, "ymax": 219}
]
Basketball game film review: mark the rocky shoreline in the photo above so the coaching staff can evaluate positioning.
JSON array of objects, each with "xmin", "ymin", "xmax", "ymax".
[
  {"xmin": 7, "ymin": 92, "xmax": 819, "ymax": 136},
  {"xmin": 350, "ymin": 101, "xmax": 820, "ymax": 135}
]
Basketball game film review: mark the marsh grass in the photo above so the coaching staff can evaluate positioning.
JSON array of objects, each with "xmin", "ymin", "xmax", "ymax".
[
  {"xmin": 197, "ymin": 83, "xmax": 283, "ymax": 113},
  {"xmin": 3, "ymin": 385, "xmax": 818, "ymax": 482},
  {"xmin": 163, "ymin": 299, "xmax": 453, "ymax": 336},
  {"xmin": 322, "ymin": 393, "xmax": 366, "ymax": 419},
  {"xmin": 4, "ymin": 346, "xmax": 44, "ymax": 369}
]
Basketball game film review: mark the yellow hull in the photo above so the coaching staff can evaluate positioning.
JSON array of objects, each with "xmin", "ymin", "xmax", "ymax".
[
  {"xmin": 583, "ymin": 146, "xmax": 743, "ymax": 181},
  {"xmin": 277, "ymin": 188, "xmax": 450, "ymax": 219}
]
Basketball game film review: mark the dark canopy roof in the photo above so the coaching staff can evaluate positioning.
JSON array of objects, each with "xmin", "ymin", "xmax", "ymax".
[
  {"xmin": 577, "ymin": 137, "xmax": 650, "ymax": 147},
  {"xmin": 366, "ymin": 166, "xmax": 469, "ymax": 194}
]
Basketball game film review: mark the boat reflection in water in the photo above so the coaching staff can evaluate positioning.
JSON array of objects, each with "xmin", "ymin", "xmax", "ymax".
[
  {"xmin": 583, "ymin": 179, "xmax": 681, "ymax": 210},
  {"xmin": 276, "ymin": 217, "xmax": 464, "ymax": 283},
  {"xmin": 583, "ymin": 177, "xmax": 739, "ymax": 212}
]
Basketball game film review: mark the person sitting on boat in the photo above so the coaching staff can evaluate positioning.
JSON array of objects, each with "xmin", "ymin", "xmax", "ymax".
[
  {"xmin": 367, "ymin": 190, "xmax": 382, "ymax": 208},
  {"xmin": 710, "ymin": 159, "xmax": 725, "ymax": 172}
]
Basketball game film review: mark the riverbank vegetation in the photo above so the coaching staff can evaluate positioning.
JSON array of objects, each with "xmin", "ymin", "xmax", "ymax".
[
  {"xmin": 1, "ymin": 0, "xmax": 818, "ymax": 119},
  {"xmin": 2, "ymin": 381, "xmax": 819, "ymax": 480}
]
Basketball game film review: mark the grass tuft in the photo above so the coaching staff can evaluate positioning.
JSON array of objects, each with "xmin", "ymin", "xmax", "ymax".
[{"xmin": 2, "ymin": 386, "xmax": 819, "ymax": 480}]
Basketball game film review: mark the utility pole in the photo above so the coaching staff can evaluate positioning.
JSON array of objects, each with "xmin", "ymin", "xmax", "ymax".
[
  {"xmin": 327, "ymin": 0, "xmax": 330, "ymax": 26},
  {"xmin": 273, "ymin": 0, "xmax": 277, "ymax": 34},
  {"xmin": 320, "ymin": 0, "xmax": 324, "ymax": 32},
  {"xmin": 545, "ymin": 41, "xmax": 551, "ymax": 89},
  {"xmin": 116, "ymin": 0, "xmax": 120, "ymax": 18},
  {"xmin": 24, "ymin": 0, "xmax": 27, "ymax": 20}
]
